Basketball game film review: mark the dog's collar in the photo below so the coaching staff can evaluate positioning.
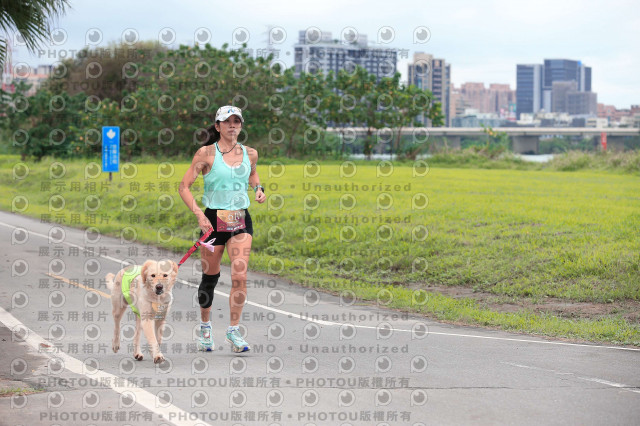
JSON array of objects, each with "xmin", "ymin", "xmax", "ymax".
[
  {"xmin": 151, "ymin": 302, "xmax": 169, "ymax": 320},
  {"xmin": 151, "ymin": 293, "xmax": 172, "ymax": 320}
]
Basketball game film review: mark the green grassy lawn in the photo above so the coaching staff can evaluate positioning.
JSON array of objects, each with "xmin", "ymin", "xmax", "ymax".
[{"xmin": 2, "ymin": 155, "xmax": 639, "ymax": 345}]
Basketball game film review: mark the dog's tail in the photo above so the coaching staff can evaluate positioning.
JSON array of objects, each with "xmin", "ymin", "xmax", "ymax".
[{"xmin": 105, "ymin": 273, "xmax": 115, "ymax": 291}]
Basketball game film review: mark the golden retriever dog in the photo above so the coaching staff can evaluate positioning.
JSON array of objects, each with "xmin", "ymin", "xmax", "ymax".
[{"xmin": 106, "ymin": 259, "xmax": 178, "ymax": 363}]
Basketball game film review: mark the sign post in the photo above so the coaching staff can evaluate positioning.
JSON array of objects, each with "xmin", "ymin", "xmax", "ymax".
[{"xmin": 102, "ymin": 126, "xmax": 120, "ymax": 181}]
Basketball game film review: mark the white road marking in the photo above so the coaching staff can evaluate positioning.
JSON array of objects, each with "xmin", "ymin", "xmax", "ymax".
[
  {"xmin": 578, "ymin": 377, "xmax": 640, "ymax": 394},
  {"xmin": 503, "ymin": 362, "xmax": 640, "ymax": 395},
  {"xmin": 0, "ymin": 306, "xmax": 211, "ymax": 426},
  {"xmin": 409, "ymin": 331, "xmax": 640, "ymax": 352},
  {"xmin": 1, "ymin": 219, "xmax": 639, "ymax": 352}
]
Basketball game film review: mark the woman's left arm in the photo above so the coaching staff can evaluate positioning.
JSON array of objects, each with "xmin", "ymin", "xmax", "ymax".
[{"xmin": 247, "ymin": 147, "xmax": 266, "ymax": 204}]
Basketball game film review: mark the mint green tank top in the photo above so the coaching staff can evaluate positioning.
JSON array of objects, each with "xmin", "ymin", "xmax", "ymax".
[{"xmin": 202, "ymin": 144, "xmax": 251, "ymax": 210}]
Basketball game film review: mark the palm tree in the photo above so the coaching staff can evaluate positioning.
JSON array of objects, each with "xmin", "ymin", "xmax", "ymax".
[{"xmin": 0, "ymin": 0, "xmax": 71, "ymax": 66}]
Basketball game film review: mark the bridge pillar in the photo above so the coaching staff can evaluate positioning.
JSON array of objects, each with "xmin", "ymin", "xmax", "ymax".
[
  {"xmin": 512, "ymin": 136, "xmax": 539, "ymax": 154},
  {"xmin": 432, "ymin": 136, "xmax": 461, "ymax": 151}
]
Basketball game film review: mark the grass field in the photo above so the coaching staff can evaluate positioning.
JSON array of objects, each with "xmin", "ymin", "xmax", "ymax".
[{"xmin": 1, "ymin": 154, "xmax": 639, "ymax": 345}]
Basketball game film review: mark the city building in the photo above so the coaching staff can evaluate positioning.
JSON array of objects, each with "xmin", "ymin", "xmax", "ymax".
[
  {"xmin": 598, "ymin": 104, "xmax": 640, "ymax": 126},
  {"xmin": 456, "ymin": 82, "xmax": 515, "ymax": 115},
  {"xmin": 3, "ymin": 64, "xmax": 52, "ymax": 96},
  {"xmin": 567, "ymin": 92, "xmax": 597, "ymax": 115},
  {"xmin": 516, "ymin": 111, "xmax": 573, "ymax": 127},
  {"xmin": 449, "ymin": 84, "xmax": 465, "ymax": 123},
  {"xmin": 516, "ymin": 113, "xmax": 539, "ymax": 126},
  {"xmin": 293, "ymin": 30, "xmax": 397, "ymax": 81},
  {"xmin": 542, "ymin": 59, "xmax": 591, "ymax": 111},
  {"xmin": 619, "ymin": 115, "xmax": 640, "ymax": 128},
  {"xmin": 458, "ymin": 82, "xmax": 488, "ymax": 112},
  {"xmin": 407, "ymin": 52, "xmax": 450, "ymax": 126},
  {"xmin": 451, "ymin": 109, "xmax": 505, "ymax": 128},
  {"xmin": 516, "ymin": 59, "xmax": 594, "ymax": 119},
  {"xmin": 516, "ymin": 64, "xmax": 543, "ymax": 119},
  {"xmin": 489, "ymin": 83, "xmax": 517, "ymax": 118},
  {"xmin": 598, "ymin": 104, "xmax": 618, "ymax": 123},
  {"xmin": 448, "ymin": 82, "xmax": 516, "ymax": 127},
  {"xmin": 551, "ymin": 81, "xmax": 578, "ymax": 113},
  {"xmin": 586, "ymin": 117, "xmax": 608, "ymax": 128}
]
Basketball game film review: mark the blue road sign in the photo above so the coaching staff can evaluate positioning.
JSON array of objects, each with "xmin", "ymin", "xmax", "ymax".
[{"xmin": 102, "ymin": 126, "xmax": 120, "ymax": 173}]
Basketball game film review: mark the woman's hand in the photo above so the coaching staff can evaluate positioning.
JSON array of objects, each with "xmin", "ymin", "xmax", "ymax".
[
  {"xmin": 255, "ymin": 189, "xmax": 266, "ymax": 204},
  {"xmin": 196, "ymin": 211, "xmax": 213, "ymax": 234}
]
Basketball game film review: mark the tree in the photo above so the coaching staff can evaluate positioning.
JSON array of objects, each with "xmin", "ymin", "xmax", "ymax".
[
  {"xmin": 323, "ymin": 70, "xmax": 355, "ymax": 156},
  {"xmin": 277, "ymin": 68, "xmax": 328, "ymax": 157},
  {"xmin": 360, "ymin": 71, "xmax": 397, "ymax": 159},
  {"xmin": 480, "ymin": 125, "xmax": 510, "ymax": 157},
  {"xmin": 328, "ymin": 67, "xmax": 383, "ymax": 158},
  {"xmin": 0, "ymin": 79, "xmax": 84, "ymax": 160},
  {"xmin": 0, "ymin": 0, "xmax": 71, "ymax": 66},
  {"xmin": 74, "ymin": 43, "xmax": 283, "ymax": 158},
  {"xmin": 0, "ymin": 42, "xmax": 287, "ymax": 159},
  {"xmin": 0, "ymin": 80, "xmax": 31, "ymax": 159},
  {"xmin": 389, "ymin": 83, "xmax": 444, "ymax": 159},
  {"xmin": 49, "ymin": 41, "xmax": 167, "ymax": 104}
]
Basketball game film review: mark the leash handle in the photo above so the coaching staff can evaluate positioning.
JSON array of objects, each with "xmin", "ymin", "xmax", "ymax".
[{"xmin": 178, "ymin": 227, "xmax": 214, "ymax": 268}]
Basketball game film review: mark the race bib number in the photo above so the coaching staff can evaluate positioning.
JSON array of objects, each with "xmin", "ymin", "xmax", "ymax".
[{"xmin": 216, "ymin": 209, "xmax": 246, "ymax": 232}]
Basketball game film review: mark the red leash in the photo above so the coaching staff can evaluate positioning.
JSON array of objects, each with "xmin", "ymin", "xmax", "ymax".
[{"xmin": 178, "ymin": 228, "xmax": 214, "ymax": 268}]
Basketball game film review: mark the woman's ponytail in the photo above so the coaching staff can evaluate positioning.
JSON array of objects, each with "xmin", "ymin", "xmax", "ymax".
[{"xmin": 203, "ymin": 123, "xmax": 220, "ymax": 146}]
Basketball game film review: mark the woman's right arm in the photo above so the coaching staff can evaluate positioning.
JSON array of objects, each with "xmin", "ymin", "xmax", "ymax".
[{"xmin": 179, "ymin": 147, "xmax": 212, "ymax": 233}]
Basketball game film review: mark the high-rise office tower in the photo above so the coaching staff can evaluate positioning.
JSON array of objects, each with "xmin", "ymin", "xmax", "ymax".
[
  {"xmin": 516, "ymin": 64, "xmax": 543, "ymax": 119},
  {"xmin": 542, "ymin": 59, "xmax": 592, "ymax": 111},
  {"xmin": 517, "ymin": 59, "xmax": 593, "ymax": 118},
  {"xmin": 407, "ymin": 52, "xmax": 450, "ymax": 126}
]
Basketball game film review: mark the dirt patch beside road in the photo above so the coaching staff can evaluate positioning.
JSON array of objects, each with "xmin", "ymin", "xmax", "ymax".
[{"xmin": 423, "ymin": 284, "xmax": 640, "ymax": 324}]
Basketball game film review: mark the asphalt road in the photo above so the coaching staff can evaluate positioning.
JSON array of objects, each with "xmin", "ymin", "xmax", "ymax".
[{"xmin": 0, "ymin": 210, "xmax": 638, "ymax": 426}]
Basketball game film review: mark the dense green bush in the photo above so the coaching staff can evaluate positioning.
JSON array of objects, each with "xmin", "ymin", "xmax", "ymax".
[{"xmin": 546, "ymin": 150, "xmax": 640, "ymax": 173}]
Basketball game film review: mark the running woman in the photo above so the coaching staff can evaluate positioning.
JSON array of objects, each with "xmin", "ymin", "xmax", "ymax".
[{"xmin": 179, "ymin": 105, "xmax": 266, "ymax": 352}]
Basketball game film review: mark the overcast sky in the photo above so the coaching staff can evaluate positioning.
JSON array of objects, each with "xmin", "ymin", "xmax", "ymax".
[{"xmin": 9, "ymin": 0, "xmax": 640, "ymax": 108}]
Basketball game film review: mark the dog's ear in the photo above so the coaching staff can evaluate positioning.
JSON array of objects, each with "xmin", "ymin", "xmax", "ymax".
[
  {"xmin": 140, "ymin": 260, "xmax": 155, "ymax": 283},
  {"xmin": 171, "ymin": 260, "xmax": 179, "ymax": 275}
]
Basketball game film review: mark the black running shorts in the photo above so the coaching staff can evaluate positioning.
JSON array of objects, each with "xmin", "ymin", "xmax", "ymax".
[{"xmin": 199, "ymin": 208, "xmax": 254, "ymax": 246}]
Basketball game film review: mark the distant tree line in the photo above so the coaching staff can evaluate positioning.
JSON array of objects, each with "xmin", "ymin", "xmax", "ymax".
[{"xmin": 0, "ymin": 42, "xmax": 444, "ymax": 160}]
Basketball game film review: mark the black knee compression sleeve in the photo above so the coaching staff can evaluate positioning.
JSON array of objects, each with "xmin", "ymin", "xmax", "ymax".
[{"xmin": 198, "ymin": 272, "xmax": 220, "ymax": 309}]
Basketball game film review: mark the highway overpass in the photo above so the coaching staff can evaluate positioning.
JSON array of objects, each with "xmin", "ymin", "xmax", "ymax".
[{"xmin": 327, "ymin": 127, "xmax": 640, "ymax": 154}]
